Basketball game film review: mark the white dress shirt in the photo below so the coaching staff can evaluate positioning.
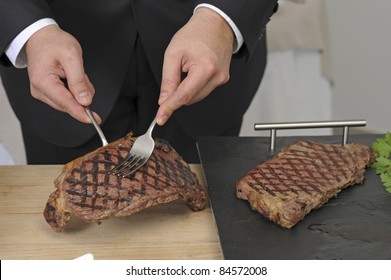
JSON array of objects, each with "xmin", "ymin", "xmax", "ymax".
[
  {"xmin": 5, "ymin": 4, "xmax": 243, "ymax": 68},
  {"xmin": 5, "ymin": 18, "xmax": 57, "ymax": 68},
  {"xmin": 194, "ymin": 4, "xmax": 243, "ymax": 53}
]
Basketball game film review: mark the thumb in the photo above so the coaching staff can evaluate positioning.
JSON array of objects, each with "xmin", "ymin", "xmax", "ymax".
[
  {"xmin": 68, "ymin": 73, "xmax": 93, "ymax": 107},
  {"xmin": 159, "ymin": 58, "xmax": 182, "ymax": 105},
  {"xmin": 61, "ymin": 49, "xmax": 94, "ymax": 107},
  {"xmin": 157, "ymin": 50, "xmax": 182, "ymax": 125}
]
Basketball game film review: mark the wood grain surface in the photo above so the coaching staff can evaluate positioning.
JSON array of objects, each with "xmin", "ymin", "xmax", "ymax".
[{"xmin": 0, "ymin": 165, "xmax": 222, "ymax": 260}]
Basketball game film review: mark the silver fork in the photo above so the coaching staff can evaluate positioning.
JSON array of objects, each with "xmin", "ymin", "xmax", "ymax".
[
  {"xmin": 111, "ymin": 117, "xmax": 157, "ymax": 177},
  {"xmin": 85, "ymin": 107, "xmax": 108, "ymax": 146}
]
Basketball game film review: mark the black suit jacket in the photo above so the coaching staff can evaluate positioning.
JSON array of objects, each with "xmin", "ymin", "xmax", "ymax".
[{"xmin": 0, "ymin": 0, "xmax": 278, "ymax": 147}]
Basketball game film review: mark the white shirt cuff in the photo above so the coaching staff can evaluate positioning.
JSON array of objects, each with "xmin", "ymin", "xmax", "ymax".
[
  {"xmin": 5, "ymin": 18, "xmax": 58, "ymax": 68},
  {"xmin": 194, "ymin": 4, "xmax": 244, "ymax": 54}
]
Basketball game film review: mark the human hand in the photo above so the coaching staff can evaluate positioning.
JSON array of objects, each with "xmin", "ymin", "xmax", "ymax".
[
  {"xmin": 156, "ymin": 7, "xmax": 234, "ymax": 126},
  {"xmin": 25, "ymin": 25, "xmax": 99, "ymax": 123}
]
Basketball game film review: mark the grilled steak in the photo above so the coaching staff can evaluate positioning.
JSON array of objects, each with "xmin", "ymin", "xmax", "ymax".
[
  {"xmin": 43, "ymin": 133, "xmax": 207, "ymax": 232},
  {"xmin": 236, "ymin": 141, "xmax": 376, "ymax": 229}
]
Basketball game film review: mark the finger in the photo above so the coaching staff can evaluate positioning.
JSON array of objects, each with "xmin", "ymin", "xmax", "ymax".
[
  {"xmin": 85, "ymin": 76, "xmax": 100, "ymax": 123},
  {"xmin": 44, "ymin": 76, "xmax": 92, "ymax": 123},
  {"xmin": 54, "ymin": 86, "xmax": 90, "ymax": 123},
  {"xmin": 37, "ymin": 75, "xmax": 100, "ymax": 124},
  {"xmin": 159, "ymin": 51, "xmax": 182, "ymax": 105},
  {"xmin": 91, "ymin": 111, "xmax": 102, "ymax": 124},
  {"xmin": 85, "ymin": 74, "xmax": 96, "ymax": 98},
  {"xmin": 157, "ymin": 65, "xmax": 209, "ymax": 125},
  {"xmin": 183, "ymin": 79, "xmax": 217, "ymax": 105},
  {"xmin": 60, "ymin": 48, "xmax": 93, "ymax": 107}
]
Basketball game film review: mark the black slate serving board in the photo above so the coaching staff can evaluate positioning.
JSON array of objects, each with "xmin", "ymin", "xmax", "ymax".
[{"xmin": 197, "ymin": 134, "xmax": 391, "ymax": 259}]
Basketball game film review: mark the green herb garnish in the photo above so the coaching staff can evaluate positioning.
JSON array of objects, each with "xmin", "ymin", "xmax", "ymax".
[{"xmin": 371, "ymin": 132, "xmax": 391, "ymax": 193}]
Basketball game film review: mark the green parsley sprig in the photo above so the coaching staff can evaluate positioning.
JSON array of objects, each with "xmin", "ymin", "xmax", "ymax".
[{"xmin": 371, "ymin": 132, "xmax": 391, "ymax": 193}]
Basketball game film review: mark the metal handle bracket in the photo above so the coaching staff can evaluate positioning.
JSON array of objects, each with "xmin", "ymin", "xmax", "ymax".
[{"xmin": 254, "ymin": 120, "xmax": 367, "ymax": 152}]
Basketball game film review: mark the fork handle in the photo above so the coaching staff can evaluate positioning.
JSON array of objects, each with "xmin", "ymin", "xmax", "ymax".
[
  {"xmin": 85, "ymin": 107, "xmax": 109, "ymax": 146},
  {"xmin": 147, "ymin": 118, "xmax": 157, "ymax": 136}
]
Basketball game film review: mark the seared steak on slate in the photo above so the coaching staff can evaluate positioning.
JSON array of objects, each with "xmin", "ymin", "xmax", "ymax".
[
  {"xmin": 44, "ymin": 133, "xmax": 207, "ymax": 232},
  {"xmin": 236, "ymin": 141, "xmax": 376, "ymax": 229}
]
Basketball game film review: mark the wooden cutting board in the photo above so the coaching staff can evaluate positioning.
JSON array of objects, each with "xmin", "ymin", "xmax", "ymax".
[
  {"xmin": 197, "ymin": 134, "xmax": 391, "ymax": 259},
  {"xmin": 0, "ymin": 165, "xmax": 222, "ymax": 260}
]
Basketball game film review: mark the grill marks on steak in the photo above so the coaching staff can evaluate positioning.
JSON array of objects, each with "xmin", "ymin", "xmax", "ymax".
[
  {"xmin": 43, "ymin": 133, "xmax": 207, "ymax": 232},
  {"xmin": 236, "ymin": 141, "xmax": 375, "ymax": 229},
  {"xmin": 64, "ymin": 150, "xmax": 197, "ymax": 212}
]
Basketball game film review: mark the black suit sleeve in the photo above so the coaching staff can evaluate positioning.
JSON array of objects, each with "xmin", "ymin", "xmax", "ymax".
[
  {"xmin": 0, "ymin": 0, "xmax": 53, "ymax": 65},
  {"xmin": 196, "ymin": 0, "xmax": 278, "ymax": 57}
]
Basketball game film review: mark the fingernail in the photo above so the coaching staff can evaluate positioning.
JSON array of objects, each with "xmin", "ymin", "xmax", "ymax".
[
  {"xmin": 158, "ymin": 92, "xmax": 168, "ymax": 105},
  {"xmin": 78, "ymin": 91, "xmax": 91, "ymax": 105},
  {"xmin": 85, "ymin": 116, "xmax": 92, "ymax": 124},
  {"xmin": 157, "ymin": 114, "xmax": 168, "ymax": 126}
]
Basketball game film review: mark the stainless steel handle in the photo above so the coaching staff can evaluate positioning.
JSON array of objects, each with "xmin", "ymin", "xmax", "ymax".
[
  {"xmin": 85, "ymin": 107, "xmax": 108, "ymax": 146},
  {"xmin": 254, "ymin": 120, "xmax": 367, "ymax": 152}
]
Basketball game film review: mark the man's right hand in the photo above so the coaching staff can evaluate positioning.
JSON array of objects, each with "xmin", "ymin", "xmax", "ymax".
[{"xmin": 25, "ymin": 25, "xmax": 100, "ymax": 123}]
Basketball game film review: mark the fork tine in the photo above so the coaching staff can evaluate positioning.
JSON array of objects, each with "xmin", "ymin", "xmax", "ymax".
[
  {"xmin": 117, "ymin": 155, "xmax": 143, "ymax": 175},
  {"xmin": 111, "ymin": 154, "xmax": 139, "ymax": 173},
  {"xmin": 110, "ymin": 117, "xmax": 156, "ymax": 178},
  {"xmin": 120, "ymin": 157, "xmax": 147, "ymax": 177}
]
